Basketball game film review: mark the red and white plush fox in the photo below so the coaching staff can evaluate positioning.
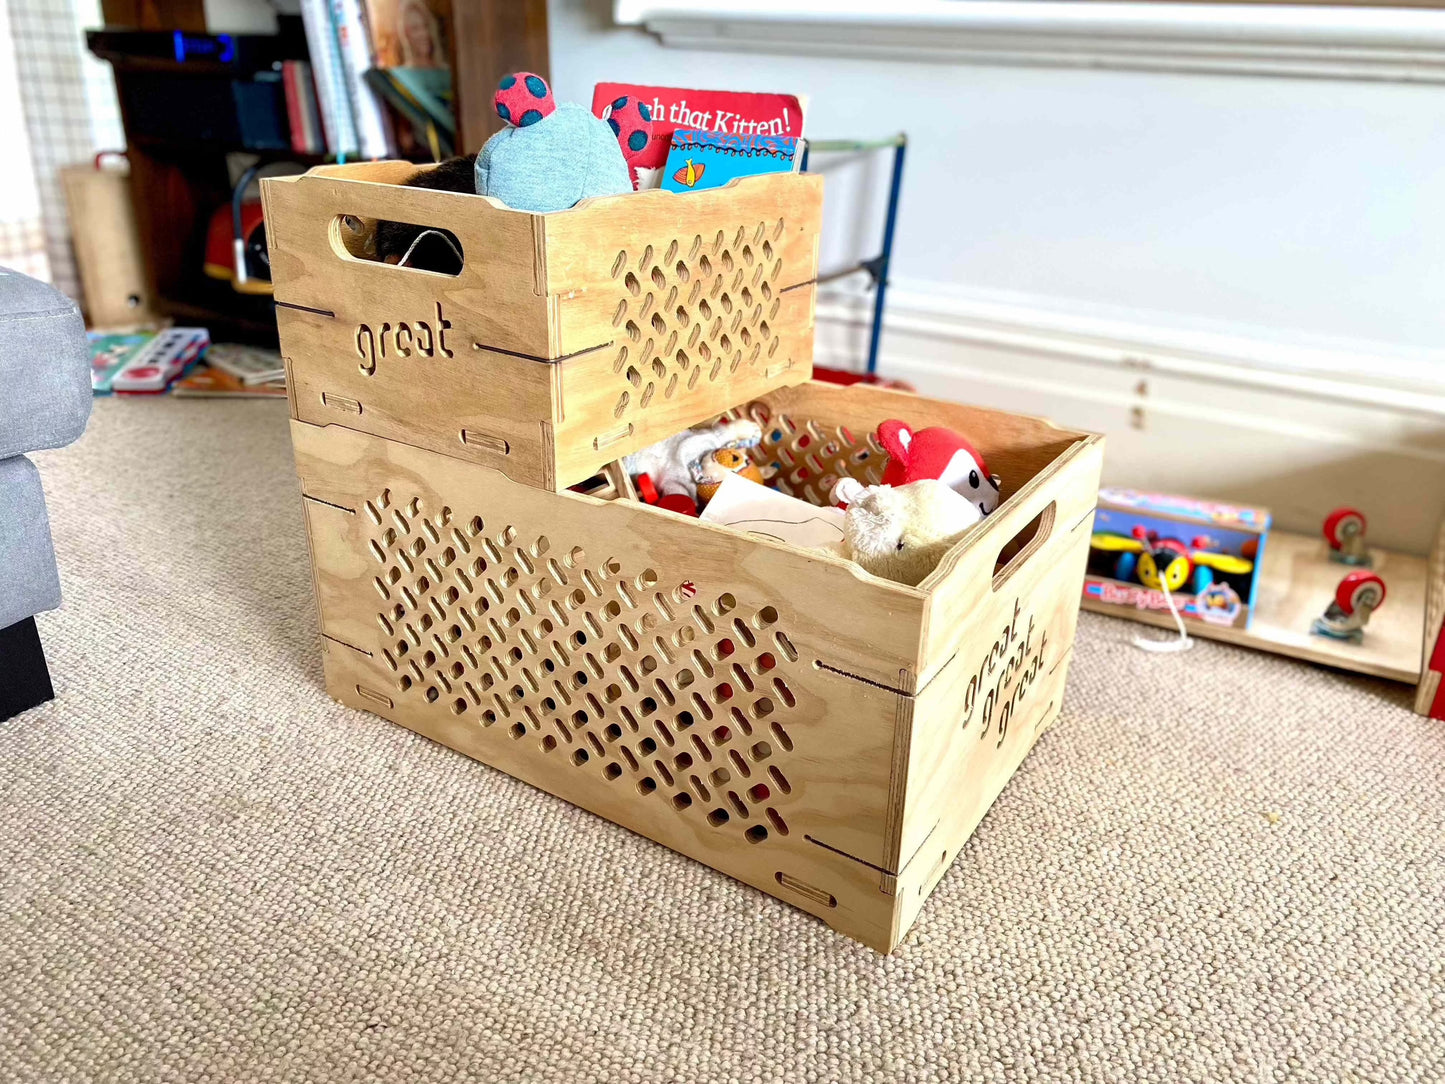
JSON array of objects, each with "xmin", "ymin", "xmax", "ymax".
[
  {"xmin": 877, "ymin": 421, "xmax": 1000, "ymax": 516},
  {"xmin": 833, "ymin": 420, "xmax": 1001, "ymax": 515}
]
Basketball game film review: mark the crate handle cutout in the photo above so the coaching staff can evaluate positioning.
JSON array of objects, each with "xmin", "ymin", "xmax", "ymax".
[
  {"xmin": 328, "ymin": 214, "xmax": 464, "ymax": 277},
  {"xmin": 992, "ymin": 501, "xmax": 1057, "ymax": 592}
]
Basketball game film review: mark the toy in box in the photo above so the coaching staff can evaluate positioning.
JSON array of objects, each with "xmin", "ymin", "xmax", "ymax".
[{"xmin": 1083, "ymin": 488, "xmax": 1271, "ymax": 630}]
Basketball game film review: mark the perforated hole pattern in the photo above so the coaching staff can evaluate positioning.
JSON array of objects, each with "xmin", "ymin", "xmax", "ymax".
[
  {"xmin": 364, "ymin": 488, "xmax": 800, "ymax": 846},
  {"xmin": 609, "ymin": 224, "xmax": 788, "ymax": 420},
  {"xmin": 736, "ymin": 402, "xmax": 888, "ymax": 508}
]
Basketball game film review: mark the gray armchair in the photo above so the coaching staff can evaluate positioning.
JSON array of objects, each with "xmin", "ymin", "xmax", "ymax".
[{"xmin": 0, "ymin": 268, "xmax": 92, "ymax": 720}]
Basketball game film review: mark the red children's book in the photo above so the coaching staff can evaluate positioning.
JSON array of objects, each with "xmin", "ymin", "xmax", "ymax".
[{"xmin": 591, "ymin": 83, "xmax": 806, "ymax": 189}]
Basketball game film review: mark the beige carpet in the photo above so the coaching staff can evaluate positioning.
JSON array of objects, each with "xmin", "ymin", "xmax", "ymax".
[{"xmin": 4, "ymin": 397, "xmax": 1442, "ymax": 1083}]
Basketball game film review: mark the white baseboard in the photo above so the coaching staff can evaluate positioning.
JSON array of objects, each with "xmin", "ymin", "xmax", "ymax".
[{"xmin": 815, "ymin": 284, "xmax": 1445, "ymax": 555}]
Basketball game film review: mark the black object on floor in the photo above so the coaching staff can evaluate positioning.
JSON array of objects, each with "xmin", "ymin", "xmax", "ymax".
[{"xmin": 0, "ymin": 617, "xmax": 54, "ymax": 720}]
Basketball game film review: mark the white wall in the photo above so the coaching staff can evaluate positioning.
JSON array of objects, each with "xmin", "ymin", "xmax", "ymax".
[{"xmin": 549, "ymin": 0, "xmax": 1445, "ymax": 552}]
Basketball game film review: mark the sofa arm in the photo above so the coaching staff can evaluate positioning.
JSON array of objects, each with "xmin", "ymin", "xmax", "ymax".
[
  {"xmin": 0, "ymin": 268, "xmax": 92, "ymax": 459},
  {"xmin": 0, "ymin": 454, "xmax": 62, "ymax": 629}
]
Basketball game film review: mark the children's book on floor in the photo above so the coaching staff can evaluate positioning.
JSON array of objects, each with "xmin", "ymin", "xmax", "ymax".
[
  {"xmin": 172, "ymin": 365, "xmax": 287, "ymax": 398},
  {"xmin": 88, "ymin": 331, "xmax": 155, "ymax": 394}
]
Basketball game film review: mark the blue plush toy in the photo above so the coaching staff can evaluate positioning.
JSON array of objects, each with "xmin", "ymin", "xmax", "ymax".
[{"xmin": 475, "ymin": 72, "xmax": 634, "ymax": 213}]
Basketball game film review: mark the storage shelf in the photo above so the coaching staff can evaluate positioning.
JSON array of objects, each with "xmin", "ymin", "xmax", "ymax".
[
  {"xmin": 128, "ymin": 136, "xmax": 334, "ymax": 165},
  {"xmin": 1084, "ymin": 528, "xmax": 1427, "ymax": 684}
]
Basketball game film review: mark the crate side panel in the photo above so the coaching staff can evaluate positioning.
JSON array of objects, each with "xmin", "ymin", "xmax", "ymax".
[
  {"xmin": 278, "ymin": 305, "xmax": 556, "ymax": 488},
  {"xmin": 543, "ymin": 174, "xmax": 823, "ymax": 355},
  {"xmin": 292, "ymin": 420, "xmax": 927, "ymax": 873},
  {"xmin": 921, "ymin": 438, "xmax": 1104, "ymax": 675},
  {"xmin": 886, "ymin": 446, "xmax": 1101, "ymax": 945},
  {"xmin": 891, "ymin": 531, "xmax": 1091, "ymax": 944},
  {"xmin": 551, "ymin": 284, "xmax": 814, "ymax": 488},
  {"xmin": 293, "ymin": 420, "xmax": 924, "ymax": 690},
  {"xmin": 263, "ymin": 171, "xmax": 552, "ymax": 357},
  {"xmin": 318, "ymin": 638, "xmax": 902, "ymax": 949}
]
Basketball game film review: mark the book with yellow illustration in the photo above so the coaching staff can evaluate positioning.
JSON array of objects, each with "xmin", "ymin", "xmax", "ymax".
[{"xmin": 659, "ymin": 130, "xmax": 801, "ymax": 194}]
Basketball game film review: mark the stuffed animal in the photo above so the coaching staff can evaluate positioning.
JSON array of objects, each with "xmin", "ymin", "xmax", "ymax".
[
  {"xmin": 475, "ymin": 73, "xmax": 633, "ymax": 212},
  {"xmin": 842, "ymin": 480, "xmax": 983, "ymax": 586},
  {"xmin": 596, "ymin": 94, "xmax": 655, "ymax": 190},
  {"xmin": 374, "ymin": 155, "xmax": 477, "ymax": 270},
  {"xmin": 878, "ymin": 420, "xmax": 1000, "ymax": 515},
  {"xmin": 834, "ymin": 420, "xmax": 1001, "ymax": 517},
  {"xmin": 695, "ymin": 447, "xmax": 770, "ymax": 506},
  {"xmin": 624, "ymin": 419, "xmax": 763, "ymax": 504}
]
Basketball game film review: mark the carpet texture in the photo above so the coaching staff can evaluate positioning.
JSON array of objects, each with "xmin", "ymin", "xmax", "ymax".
[{"xmin": 4, "ymin": 398, "xmax": 1442, "ymax": 1083}]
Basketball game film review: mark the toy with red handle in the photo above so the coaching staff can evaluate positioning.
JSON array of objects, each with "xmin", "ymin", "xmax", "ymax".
[{"xmin": 1310, "ymin": 570, "xmax": 1386, "ymax": 643}]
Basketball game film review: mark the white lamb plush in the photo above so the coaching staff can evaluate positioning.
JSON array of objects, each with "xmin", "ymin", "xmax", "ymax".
[{"xmin": 842, "ymin": 480, "xmax": 984, "ymax": 586}]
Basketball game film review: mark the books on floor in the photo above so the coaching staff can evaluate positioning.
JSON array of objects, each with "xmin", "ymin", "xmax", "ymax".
[
  {"xmin": 88, "ymin": 331, "xmax": 155, "ymax": 394},
  {"xmin": 110, "ymin": 328, "xmax": 210, "ymax": 394},
  {"xmin": 172, "ymin": 364, "xmax": 287, "ymax": 398},
  {"xmin": 204, "ymin": 344, "xmax": 286, "ymax": 386},
  {"xmin": 91, "ymin": 334, "xmax": 288, "ymax": 397}
]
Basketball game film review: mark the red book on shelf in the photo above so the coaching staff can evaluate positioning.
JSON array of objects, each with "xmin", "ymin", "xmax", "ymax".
[
  {"xmin": 283, "ymin": 60, "xmax": 308, "ymax": 154},
  {"xmin": 295, "ymin": 60, "xmax": 324, "ymax": 153}
]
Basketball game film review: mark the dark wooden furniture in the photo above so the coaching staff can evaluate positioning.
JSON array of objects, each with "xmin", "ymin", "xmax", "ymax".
[
  {"xmin": 453, "ymin": 0, "xmax": 550, "ymax": 151},
  {"xmin": 94, "ymin": 0, "xmax": 549, "ymax": 345},
  {"xmin": 0, "ymin": 618, "xmax": 54, "ymax": 722}
]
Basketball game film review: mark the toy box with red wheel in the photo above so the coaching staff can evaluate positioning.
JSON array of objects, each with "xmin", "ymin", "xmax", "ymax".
[
  {"xmin": 1082, "ymin": 492, "xmax": 1439, "ymax": 710},
  {"xmin": 1082, "ymin": 488, "xmax": 1269, "ymax": 631}
]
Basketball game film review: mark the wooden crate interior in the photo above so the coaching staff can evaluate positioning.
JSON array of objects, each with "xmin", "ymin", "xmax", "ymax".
[{"xmin": 732, "ymin": 382, "xmax": 1084, "ymax": 511}]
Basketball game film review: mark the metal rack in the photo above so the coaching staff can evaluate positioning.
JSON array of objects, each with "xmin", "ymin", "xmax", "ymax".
[{"xmin": 802, "ymin": 133, "xmax": 907, "ymax": 376}]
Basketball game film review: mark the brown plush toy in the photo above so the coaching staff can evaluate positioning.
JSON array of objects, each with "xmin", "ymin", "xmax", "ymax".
[{"xmin": 695, "ymin": 448, "xmax": 768, "ymax": 506}]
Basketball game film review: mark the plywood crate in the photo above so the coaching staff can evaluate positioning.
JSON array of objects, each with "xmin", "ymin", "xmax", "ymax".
[
  {"xmin": 291, "ymin": 381, "xmax": 1103, "ymax": 951},
  {"xmin": 262, "ymin": 162, "xmax": 821, "ymax": 491}
]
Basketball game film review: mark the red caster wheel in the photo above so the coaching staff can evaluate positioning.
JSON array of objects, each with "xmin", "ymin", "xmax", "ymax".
[
  {"xmin": 1322, "ymin": 507, "xmax": 1371, "ymax": 566},
  {"xmin": 1311, "ymin": 570, "xmax": 1386, "ymax": 643}
]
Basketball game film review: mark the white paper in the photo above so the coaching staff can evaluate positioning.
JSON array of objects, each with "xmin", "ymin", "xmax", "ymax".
[{"xmin": 699, "ymin": 474, "xmax": 846, "ymax": 552}]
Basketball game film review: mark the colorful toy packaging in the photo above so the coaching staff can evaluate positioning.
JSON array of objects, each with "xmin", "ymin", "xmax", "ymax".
[{"xmin": 1083, "ymin": 489, "xmax": 1271, "ymax": 631}]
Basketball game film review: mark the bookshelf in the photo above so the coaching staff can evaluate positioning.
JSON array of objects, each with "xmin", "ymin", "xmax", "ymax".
[{"xmin": 93, "ymin": 0, "xmax": 549, "ymax": 346}]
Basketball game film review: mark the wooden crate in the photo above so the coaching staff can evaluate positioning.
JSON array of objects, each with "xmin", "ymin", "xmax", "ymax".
[
  {"xmin": 262, "ymin": 162, "xmax": 821, "ymax": 491},
  {"xmin": 290, "ymin": 381, "xmax": 1103, "ymax": 951}
]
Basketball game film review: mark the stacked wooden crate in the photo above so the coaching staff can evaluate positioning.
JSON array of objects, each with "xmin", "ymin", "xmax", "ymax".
[{"xmin": 264, "ymin": 163, "xmax": 1103, "ymax": 951}]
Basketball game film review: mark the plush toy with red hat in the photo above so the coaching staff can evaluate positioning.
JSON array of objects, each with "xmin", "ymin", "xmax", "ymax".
[
  {"xmin": 475, "ymin": 72, "xmax": 634, "ymax": 212},
  {"xmin": 832, "ymin": 420, "xmax": 1001, "ymax": 515}
]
